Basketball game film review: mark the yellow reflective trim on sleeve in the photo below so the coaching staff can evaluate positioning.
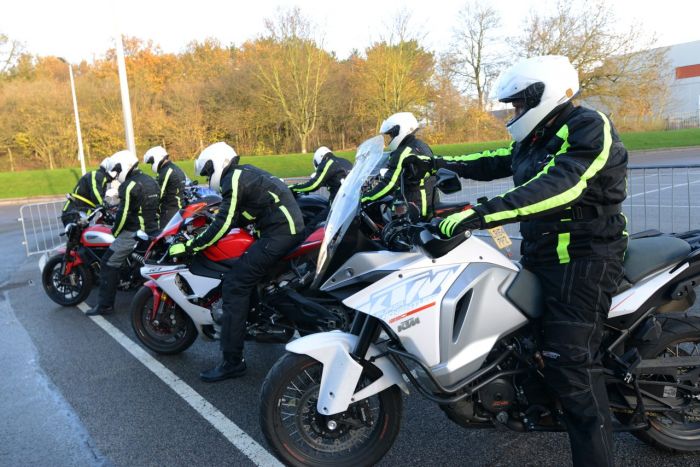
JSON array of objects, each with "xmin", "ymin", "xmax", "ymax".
[
  {"xmin": 483, "ymin": 112, "xmax": 612, "ymax": 225},
  {"xmin": 91, "ymin": 171, "xmax": 103, "ymax": 205},
  {"xmin": 242, "ymin": 211, "xmax": 255, "ymax": 220},
  {"xmin": 295, "ymin": 160, "xmax": 334, "ymax": 192},
  {"xmin": 556, "ymin": 232, "xmax": 571, "ymax": 264},
  {"xmin": 160, "ymin": 168, "xmax": 173, "ymax": 199},
  {"xmin": 70, "ymin": 192, "xmax": 97, "ymax": 208},
  {"xmin": 269, "ymin": 191, "xmax": 280, "ymax": 203},
  {"xmin": 361, "ymin": 147, "xmax": 412, "ymax": 203},
  {"xmin": 555, "ymin": 125, "xmax": 570, "ymax": 155},
  {"xmin": 442, "ymin": 142, "xmax": 514, "ymax": 162},
  {"xmin": 420, "ymin": 179, "xmax": 427, "ymax": 217},
  {"xmin": 278, "ymin": 206, "xmax": 296, "ymax": 235},
  {"xmin": 114, "ymin": 181, "xmax": 136, "ymax": 237},
  {"xmin": 192, "ymin": 170, "xmax": 241, "ymax": 252}
]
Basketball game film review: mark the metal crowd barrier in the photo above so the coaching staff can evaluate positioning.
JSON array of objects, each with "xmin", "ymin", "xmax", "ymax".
[
  {"xmin": 18, "ymin": 199, "xmax": 66, "ymax": 256},
  {"xmin": 18, "ymin": 165, "xmax": 700, "ymax": 256}
]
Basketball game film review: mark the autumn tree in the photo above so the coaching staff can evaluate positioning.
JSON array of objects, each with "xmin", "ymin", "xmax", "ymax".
[
  {"xmin": 513, "ymin": 0, "xmax": 669, "ymax": 118},
  {"xmin": 250, "ymin": 7, "xmax": 331, "ymax": 153}
]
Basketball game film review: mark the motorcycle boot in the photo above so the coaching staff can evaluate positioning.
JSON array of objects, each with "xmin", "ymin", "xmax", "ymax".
[
  {"xmin": 200, "ymin": 353, "xmax": 247, "ymax": 383},
  {"xmin": 86, "ymin": 264, "xmax": 119, "ymax": 316}
]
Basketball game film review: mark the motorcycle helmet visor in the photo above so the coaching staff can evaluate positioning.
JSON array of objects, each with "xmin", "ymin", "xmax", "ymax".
[{"xmin": 199, "ymin": 159, "xmax": 215, "ymax": 179}]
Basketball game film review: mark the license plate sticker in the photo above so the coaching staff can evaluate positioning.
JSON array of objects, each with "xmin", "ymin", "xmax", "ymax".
[{"xmin": 488, "ymin": 226, "xmax": 512, "ymax": 250}]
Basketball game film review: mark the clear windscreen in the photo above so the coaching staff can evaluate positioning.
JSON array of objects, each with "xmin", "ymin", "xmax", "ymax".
[{"xmin": 314, "ymin": 136, "xmax": 388, "ymax": 283}]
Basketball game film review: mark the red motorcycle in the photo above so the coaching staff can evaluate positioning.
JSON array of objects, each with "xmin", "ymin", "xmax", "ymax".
[
  {"xmin": 41, "ymin": 207, "xmax": 158, "ymax": 306},
  {"xmin": 130, "ymin": 201, "xmax": 349, "ymax": 354}
]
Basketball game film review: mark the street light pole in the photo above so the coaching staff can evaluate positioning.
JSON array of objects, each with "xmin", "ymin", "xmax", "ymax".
[
  {"xmin": 115, "ymin": 34, "xmax": 136, "ymax": 155},
  {"xmin": 59, "ymin": 57, "xmax": 86, "ymax": 175}
]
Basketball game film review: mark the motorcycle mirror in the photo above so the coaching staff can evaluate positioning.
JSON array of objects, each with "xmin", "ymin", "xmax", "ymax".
[
  {"xmin": 135, "ymin": 230, "xmax": 149, "ymax": 241},
  {"xmin": 435, "ymin": 168, "xmax": 462, "ymax": 194}
]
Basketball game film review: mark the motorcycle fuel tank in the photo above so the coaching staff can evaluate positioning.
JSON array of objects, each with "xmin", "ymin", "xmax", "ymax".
[
  {"xmin": 82, "ymin": 225, "xmax": 114, "ymax": 247},
  {"xmin": 203, "ymin": 228, "xmax": 254, "ymax": 263}
]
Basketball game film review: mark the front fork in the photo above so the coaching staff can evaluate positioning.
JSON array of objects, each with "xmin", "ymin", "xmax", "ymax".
[{"xmin": 350, "ymin": 313, "xmax": 382, "ymax": 361}]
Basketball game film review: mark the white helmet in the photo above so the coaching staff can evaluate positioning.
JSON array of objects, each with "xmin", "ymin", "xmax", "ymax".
[
  {"xmin": 380, "ymin": 112, "xmax": 419, "ymax": 151},
  {"xmin": 99, "ymin": 157, "xmax": 113, "ymax": 172},
  {"xmin": 313, "ymin": 146, "xmax": 332, "ymax": 168},
  {"xmin": 495, "ymin": 55, "xmax": 579, "ymax": 142},
  {"xmin": 109, "ymin": 150, "xmax": 139, "ymax": 184},
  {"xmin": 194, "ymin": 142, "xmax": 239, "ymax": 192},
  {"xmin": 143, "ymin": 145, "xmax": 169, "ymax": 173}
]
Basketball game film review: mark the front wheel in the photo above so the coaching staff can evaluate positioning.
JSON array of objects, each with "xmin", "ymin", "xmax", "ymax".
[
  {"xmin": 630, "ymin": 312, "xmax": 700, "ymax": 452},
  {"xmin": 130, "ymin": 286, "xmax": 198, "ymax": 355},
  {"xmin": 41, "ymin": 254, "xmax": 93, "ymax": 306},
  {"xmin": 260, "ymin": 352, "xmax": 402, "ymax": 467}
]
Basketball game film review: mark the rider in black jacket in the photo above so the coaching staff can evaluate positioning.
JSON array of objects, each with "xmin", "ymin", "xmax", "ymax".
[
  {"xmin": 435, "ymin": 55, "xmax": 627, "ymax": 467},
  {"xmin": 87, "ymin": 150, "xmax": 160, "ymax": 316},
  {"xmin": 61, "ymin": 158, "xmax": 112, "ymax": 226},
  {"xmin": 290, "ymin": 146, "xmax": 353, "ymax": 202},
  {"xmin": 170, "ymin": 142, "xmax": 304, "ymax": 382},
  {"xmin": 144, "ymin": 146, "xmax": 187, "ymax": 228},
  {"xmin": 361, "ymin": 112, "xmax": 436, "ymax": 220}
]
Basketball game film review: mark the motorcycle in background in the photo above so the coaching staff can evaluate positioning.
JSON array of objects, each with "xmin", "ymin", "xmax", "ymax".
[
  {"xmin": 130, "ymin": 200, "xmax": 349, "ymax": 355},
  {"xmin": 41, "ymin": 207, "xmax": 158, "ymax": 306}
]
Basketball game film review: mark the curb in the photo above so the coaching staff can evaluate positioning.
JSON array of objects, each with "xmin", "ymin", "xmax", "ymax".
[{"xmin": 0, "ymin": 196, "xmax": 64, "ymax": 207}]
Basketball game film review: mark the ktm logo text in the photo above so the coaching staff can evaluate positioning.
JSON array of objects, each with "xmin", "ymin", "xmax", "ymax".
[
  {"xmin": 397, "ymin": 317, "xmax": 420, "ymax": 332},
  {"xmin": 365, "ymin": 266, "xmax": 460, "ymax": 314}
]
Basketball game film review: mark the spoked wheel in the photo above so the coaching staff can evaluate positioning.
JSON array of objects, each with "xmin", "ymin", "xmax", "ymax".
[
  {"xmin": 260, "ymin": 352, "xmax": 402, "ymax": 467},
  {"xmin": 41, "ymin": 255, "xmax": 92, "ymax": 306},
  {"xmin": 630, "ymin": 313, "xmax": 700, "ymax": 452},
  {"xmin": 130, "ymin": 286, "xmax": 198, "ymax": 355}
]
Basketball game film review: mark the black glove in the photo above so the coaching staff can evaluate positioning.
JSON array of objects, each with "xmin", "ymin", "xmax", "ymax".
[{"xmin": 432, "ymin": 156, "xmax": 448, "ymax": 174}]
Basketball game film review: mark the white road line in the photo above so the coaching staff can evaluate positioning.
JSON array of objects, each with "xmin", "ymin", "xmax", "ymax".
[
  {"xmin": 628, "ymin": 178, "xmax": 700, "ymax": 199},
  {"xmin": 76, "ymin": 302, "xmax": 282, "ymax": 467}
]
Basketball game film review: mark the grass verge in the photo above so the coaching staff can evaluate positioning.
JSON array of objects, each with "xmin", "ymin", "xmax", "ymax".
[{"xmin": 3, "ymin": 127, "xmax": 699, "ymax": 199}]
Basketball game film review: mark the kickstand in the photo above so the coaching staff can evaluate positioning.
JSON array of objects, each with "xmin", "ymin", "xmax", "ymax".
[{"xmin": 629, "ymin": 377, "xmax": 649, "ymax": 428}]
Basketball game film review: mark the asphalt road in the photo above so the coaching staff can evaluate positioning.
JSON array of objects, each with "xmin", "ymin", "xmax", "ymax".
[{"xmin": 3, "ymin": 147, "xmax": 700, "ymax": 467}]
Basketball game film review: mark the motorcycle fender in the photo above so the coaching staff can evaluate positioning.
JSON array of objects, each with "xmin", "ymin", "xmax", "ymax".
[
  {"xmin": 286, "ymin": 331, "xmax": 407, "ymax": 416},
  {"xmin": 143, "ymin": 280, "xmax": 163, "ymax": 320}
]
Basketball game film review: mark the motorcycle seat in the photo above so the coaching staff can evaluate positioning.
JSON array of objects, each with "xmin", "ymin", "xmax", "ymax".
[{"xmin": 623, "ymin": 236, "xmax": 691, "ymax": 283}]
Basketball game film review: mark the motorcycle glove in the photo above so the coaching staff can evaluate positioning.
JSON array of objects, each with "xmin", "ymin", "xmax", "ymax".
[
  {"xmin": 169, "ymin": 241, "xmax": 191, "ymax": 257},
  {"xmin": 439, "ymin": 208, "xmax": 483, "ymax": 237}
]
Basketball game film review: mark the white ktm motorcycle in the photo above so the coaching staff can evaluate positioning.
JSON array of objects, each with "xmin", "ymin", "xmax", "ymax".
[{"xmin": 259, "ymin": 136, "xmax": 700, "ymax": 466}]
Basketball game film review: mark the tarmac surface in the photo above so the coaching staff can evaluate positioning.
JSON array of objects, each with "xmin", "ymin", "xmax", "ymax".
[{"xmin": 2, "ymin": 147, "xmax": 700, "ymax": 466}]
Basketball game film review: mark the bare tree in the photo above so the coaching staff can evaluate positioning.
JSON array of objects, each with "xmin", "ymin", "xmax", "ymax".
[
  {"xmin": 0, "ymin": 33, "xmax": 23, "ymax": 75},
  {"xmin": 446, "ymin": 1, "xmax": 505, "ymax": 110},
  {"xmin": 252, "ymin": 7, "xmax": 330, "ymax": 153},
  {"xmin": 512, "ymin": 0, "xmax": 669, "ymax": 116}
]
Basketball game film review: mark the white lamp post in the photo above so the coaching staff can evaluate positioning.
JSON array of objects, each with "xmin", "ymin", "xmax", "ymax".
[
  {"xmin": 114, "ymin": 35, "xmax": 136, "ymax": 155},
  {"xmin": 59, "ymin": 57, "xmax": 86, "ymax": 175}
]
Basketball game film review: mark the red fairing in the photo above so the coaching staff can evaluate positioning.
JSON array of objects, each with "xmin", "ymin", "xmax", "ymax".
[
  {"xmin": 203, "ymin": 229, "xmax": 254, "ymax": 262},
  {"xmin": 283, "ymin": 226, "xmax": 325, "ymax": 260}
]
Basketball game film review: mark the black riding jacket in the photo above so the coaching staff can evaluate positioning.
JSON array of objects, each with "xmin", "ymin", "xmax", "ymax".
[
  {"xmin": 63, "ymin": 168, "xmax": 107, "ymax": 212},
  {"xmin": 361, "ymin": 134, "xmax": 436, "ymax": 219},
  {"xmin": 112, "ymin": 169, "xmax": 160, "ymax": 237},
  {"xmin": 157, "ymin": 160, "xmax": 186, "ymax": 222},
  {"xmin": 290, "ymin": 154, "xmax": 353, "ymax": 201},
  {"xmin": 440, "ymin": 104, "xmax": 628, "ymax": 265},
  {"xmin": 189, "ymin": 164, "xmax": 304, "ymax": 252}
]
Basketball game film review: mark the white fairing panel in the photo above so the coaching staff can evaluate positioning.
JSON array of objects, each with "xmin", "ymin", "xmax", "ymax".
[
  {"xmin": 286, "ymin": 331, "xmax": 407, "ymax": 415},
  {"xmin": 179, "ymin": 270, "xmax": 221, "ymax": 297},
  {"xmin": 609, "ymin": 263, "xmax": 689, "ymax": 319},
  {"xmin": 344, "ymin": 235, "xmax": 519, "ymax": 367},
  {"xmin": 141, "ymin": 265, "xmax": 216, "ymax": 329}
]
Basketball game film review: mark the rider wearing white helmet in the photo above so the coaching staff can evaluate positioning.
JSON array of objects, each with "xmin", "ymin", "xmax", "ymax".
[
  {"xmin": 361, "ymin": 112, "xmax": 436, "ymax": 219},
  {"xmin": 434, "ymin": 55, "xmax": 628, "ymax": 467},
  {"xmin": 289, "ymin": 146, "xmax": 353, "ymax": 202},
  {"xmin": 87, "ymin": 149, "xmax": 160, "ymax": 316},
  {"xmin": 61, "ymin": 156, "xmax": 115, "ymax": 226},
  {"xmin": 143, "ymin": 145, "xmax": 186, "ymax": 228},
  {"xmin": 170, "ymin": 142, "xmax": 304, "ymax": 382}
]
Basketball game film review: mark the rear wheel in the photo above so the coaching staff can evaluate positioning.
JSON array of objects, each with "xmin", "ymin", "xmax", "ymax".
[
  {"xmin": 630, "ymin": 313, "xmax": 700, "ymax": 452},
  {"xmin": 130, "ymin": 286, "xmax": 198, "ymax": 355},
  {"xmin": 41, "ymin": 255, "xmax": 92, "ymax": 306},
  {"xmin": 260, "ymin": 352, "xmax": 402, "ymax": 467}
]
